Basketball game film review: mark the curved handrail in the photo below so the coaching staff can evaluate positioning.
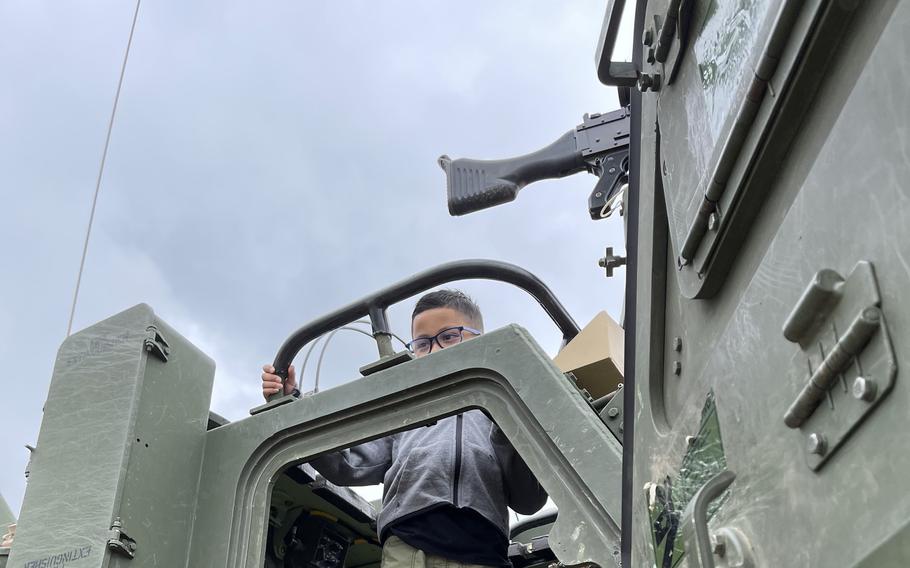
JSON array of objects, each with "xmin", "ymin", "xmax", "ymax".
[{"xmin": 268, "ymin": 259, "xmax": 580, "ymax": 400}]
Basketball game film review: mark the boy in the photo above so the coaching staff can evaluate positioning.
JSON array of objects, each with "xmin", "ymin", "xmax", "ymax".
[{"xmin": 261, "ymin": 289, "xmax": 547, "ymax": 568}]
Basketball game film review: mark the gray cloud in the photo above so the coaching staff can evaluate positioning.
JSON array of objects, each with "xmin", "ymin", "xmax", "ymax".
[{"xmin": 0, "ymin": 1, "xmax": 632, "ymax": 512}]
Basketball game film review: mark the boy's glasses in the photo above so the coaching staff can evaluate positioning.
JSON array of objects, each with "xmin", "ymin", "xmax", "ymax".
[{"xmin": 406, "ymin": 326, "xmax": 481, "ymax": 355}]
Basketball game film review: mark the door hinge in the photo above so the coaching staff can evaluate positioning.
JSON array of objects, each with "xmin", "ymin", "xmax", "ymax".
[
  {"xmin": 781, "ymin": 261, "xmax": 897, "ymax": 471},
  {"xmin": 107, "ymin": 517, "xmax": 137, "ymax": 559},
  {"xmin": 144, "ymin": 325, "xmax": 170, "ymax": 362}
]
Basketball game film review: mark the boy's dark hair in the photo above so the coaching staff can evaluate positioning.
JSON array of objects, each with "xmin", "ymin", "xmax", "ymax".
[{"xmin": 411, "ymin": 289, "xmax": 484, "ymax": 331}]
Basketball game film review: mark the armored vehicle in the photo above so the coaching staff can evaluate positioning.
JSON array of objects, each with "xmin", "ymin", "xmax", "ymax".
[{"xmin": 2, "ymin": 0, "xmax": 909, "ymax": 567}]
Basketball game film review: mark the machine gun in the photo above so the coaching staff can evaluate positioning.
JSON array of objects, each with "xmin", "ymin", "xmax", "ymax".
[{"xmin": 438, "ymin": 106, "xmax": 630, "ymax": 220}]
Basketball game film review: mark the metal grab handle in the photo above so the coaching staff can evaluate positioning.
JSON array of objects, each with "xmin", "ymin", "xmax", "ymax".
[
  {"xmin": 267, "ymin": 259, "xmax": 581, "ymax": 402},
  {"xmin": 595, "ymin": 0, "xmax": 637, "ymax": 87},
  {"xmin": 681, "ymin": 470, "xmax": 736, "ymax": 568},
  {"xmin": 783, "ymin": 307, "xmax": 882, "ymax": 428}
]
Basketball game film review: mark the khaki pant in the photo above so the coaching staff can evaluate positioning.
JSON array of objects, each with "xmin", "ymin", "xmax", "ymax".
[{"xmin": 381, "ymin": 536, "xmax": 494, "ymax": 568}]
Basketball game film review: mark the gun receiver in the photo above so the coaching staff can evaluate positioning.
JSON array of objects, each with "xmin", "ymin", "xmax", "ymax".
[{"xmin": 439, "ymin": 107, "xmax": 629, "ymax": 218}]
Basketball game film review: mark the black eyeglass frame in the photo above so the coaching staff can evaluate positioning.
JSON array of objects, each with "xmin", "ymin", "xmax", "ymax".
[{"xmin": 406, "ymin": 326, "xmax": 482, "ymax": 354}]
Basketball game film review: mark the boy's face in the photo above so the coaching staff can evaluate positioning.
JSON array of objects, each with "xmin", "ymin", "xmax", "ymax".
[{"xmin": 410, "ymin": 307, "xmax": 480, "ymax": 358}]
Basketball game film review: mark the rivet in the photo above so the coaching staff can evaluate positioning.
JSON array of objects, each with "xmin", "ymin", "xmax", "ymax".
[
  {"xmin": 708, "ymin": 212, "xmax": 719, "ymax": 231},
  {"xmin": 852, "ymin": 376, "xmax": 877, "ymax": 402},
  {"xmin": 807, "ymin": 432, "xmax": 827, "ymax": 456}
]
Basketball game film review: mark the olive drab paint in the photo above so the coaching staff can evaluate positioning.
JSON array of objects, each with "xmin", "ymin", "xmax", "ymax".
[
  {"xmin": 628, "ymin": 0, "xmax": 909, "ymax": 565},
  {"xmin": 4, "ymin": 1, "xmax": 909, "ymax": 567}
]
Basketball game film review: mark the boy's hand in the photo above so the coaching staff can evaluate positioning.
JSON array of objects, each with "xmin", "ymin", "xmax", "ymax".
[{"xmin": 262, "ymin": 364, "xmax": 297, "ymax": 401}]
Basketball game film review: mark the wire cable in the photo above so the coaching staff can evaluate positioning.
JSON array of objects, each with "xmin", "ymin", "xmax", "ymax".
[
  {"xmin": 298, "ymin": 320, "xmax": 410, "ymax": 394},
  {"xmin": 298, "ymin": 321, "xmax": 371, "ymax": 388},
  {"xmin": 65, "ymin": 0, "xmax": 142, "ymax": 337},
  {"xmin": 313, "ymin": 326, "xmax": 376, "ymax": 393},
  {"xmin": 347, "ymin": 319, "xmax": 410, "ymax": 348}
]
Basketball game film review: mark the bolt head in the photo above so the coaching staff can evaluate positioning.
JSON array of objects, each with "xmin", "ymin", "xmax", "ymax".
[
  {"xmin": 647, "ymin": 47, "xmax": 656, "ymax": 64},
  {"xmin": 642, "ymin": 28, "xmax": 654, "ymax": 46},
  {"xmin": 672, "ymin": 361, "xmax": 682, "ymax": 376},
  {"xmin": 637, "ymin": 73, "xmax": 661, "ymax": 92},
  {"xmin": 708, "ymin": 212, "xmax": 719, "ymax": 231},
  {"xmin": 807, "ymin": 432, "xmax": 827, "ymax": 456},
  {"xmin": 711, "ymin": 533, "xmax": 727, "ymax": 557},
  {"xmin": 638, "ymin": 74, "xmax": 652, "ymax": 91},
  {"xmin": 686, "ymin": 435, "xmax": 697, "ymax": 446},
  {"xmin": 853, "ymin": 376, "xmax": 877, "ymax": 402},
  {"xmin": 607, "ymin": 407, "xmax": 620, "ymax": 419},
  {"xmin": 673, "ymin": 336, "xmax": 683, "ymax": 352}
]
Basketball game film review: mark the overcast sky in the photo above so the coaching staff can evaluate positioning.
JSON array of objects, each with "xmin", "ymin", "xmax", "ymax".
[{"xmin": 0, "ymin": 1, "xmax": 632, "ymax": 513}]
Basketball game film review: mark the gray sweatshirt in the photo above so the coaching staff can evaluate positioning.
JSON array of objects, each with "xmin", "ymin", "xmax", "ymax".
[{"xmin": 309, "ymin": 409, "xmax": 547, "ymax": 539}]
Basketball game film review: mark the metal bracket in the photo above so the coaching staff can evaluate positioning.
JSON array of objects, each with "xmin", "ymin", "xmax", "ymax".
[
  {"xmin": 780, "ymin": 261, "xmax": 897, "ymax": 471},
  {"xmin": 598, "ymin": 386, "xmax": 624, "ymax": 441},
  {"xmin": 599, "ymin": 247, "xmax": 627, "ymax": 278},
  {"xmin": 107, "ymin": 517, "xmax": 137, "ymax": 559},
  {"xmin": 360, "ymin": 350, "xmax": 414, "ymax": 377},
  {"xmin": 144, "ymin": 325, "xmax": 170, "ymax": 362}
]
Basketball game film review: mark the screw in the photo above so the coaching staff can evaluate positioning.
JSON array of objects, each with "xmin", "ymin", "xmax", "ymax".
[
  {"xmin": 852, "ymin": 376, "xmax": 877, "ymax": 402},
  {"xmin": 638, "ymin": 73, "xmax": 662, "ymax": 92},
  {"xmin": 711, "ymin": 533, "xmax": 727, "ymax": 557},
  {"xmin": 607, "ymin": 407, "xmax": 620, "ymax": 419},
  {"xmin": 673, "ymin": 361, "xmax": 682, "ymax": 376},
  {"xmin": 595, "ymin": 191, "xmax": 603, "ymax": 198},
  {"xmin": 807, "ymin": 432, "xmax": 827, "ymax": 456},
  {"xmin": 642, "ymin": 28, "xmax": 653, "ymax": 46},
  {"xmin": 608, "ymin": 167, "xmax": 617, "ymax": 174},
  {"xmin": 673, "ymin": 336, "xmax": 682, "ymax": 352},
  {"xmin": 708, "ymin": 212, "xmax": 719, "ymax": 231}
]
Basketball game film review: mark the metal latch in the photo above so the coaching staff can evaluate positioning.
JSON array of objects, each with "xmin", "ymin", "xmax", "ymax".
[
  {"xmin": 598, "ymin": 247, "xmax": 627, "ymax": 278},
  {"xmin": 107, "ymin": 517, "xmax": 137, "ymax": 559},
  {"xmin": 781, "ymin": 261, "xmax": 897, "ymax": 470},
  {"xmin": 144, "ymin": 325, "xmax": 170, "ymax": 362}
]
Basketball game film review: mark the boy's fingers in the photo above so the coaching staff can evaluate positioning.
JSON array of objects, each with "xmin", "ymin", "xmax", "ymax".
[{"xmin": 262, "ymin": 364, "xmax": 274, "ymax": 373}]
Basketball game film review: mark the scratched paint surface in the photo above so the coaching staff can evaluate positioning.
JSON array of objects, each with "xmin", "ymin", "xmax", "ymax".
[{"xmin": 647, "ymin": 392, "xmax": 727, "ymax": 568}]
